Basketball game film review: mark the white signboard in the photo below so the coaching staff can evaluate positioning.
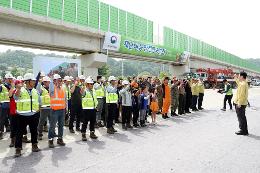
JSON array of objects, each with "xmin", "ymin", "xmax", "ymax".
[
  {"xmin": 103, "ymin": 32, "xmax": 121, "ymax": 51},
  {"xmin": 33, "ymin": 56, "xmax": 81, "ymax": 78}
]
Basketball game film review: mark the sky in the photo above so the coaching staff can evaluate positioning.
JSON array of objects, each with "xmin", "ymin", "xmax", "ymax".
[{"xmin": 0, "ymin": 0, "xmax": 259, "ymax": 59}]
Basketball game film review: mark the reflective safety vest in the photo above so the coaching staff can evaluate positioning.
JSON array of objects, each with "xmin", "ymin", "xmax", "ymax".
[
  {"xmin": 95, "ymin": 85, "xmax": 105, "ymax": 98},
  {"xmin": 62, "ymin": 84, "xmax": 71, "ymax": 100},
  {"xmin": 82, "ymin": 89, "xmax": 98, "ymax": 109},
  {"xmin": 41, "ymin": 86, "xmax": 50, "ymax": 107},
  {"xmin": 0, "ymin": 84, "xmax": 9, "ymax": 103},
  {"xmin": 16, "ymin": 87, "xmax": 39, "ymax": 114},
  {"xmin": 50, "ymin": 87, "xmax": 66, "ymax": 110},
  {"xmin": 106, "ymin": 92, "xmax": 118, "ymax": 104},
  {"xmin": 225, "ymin": 84, "xmax": 233, "ymax": 96}
]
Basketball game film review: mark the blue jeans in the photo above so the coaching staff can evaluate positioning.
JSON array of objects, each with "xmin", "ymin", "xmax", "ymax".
[{"xmin": 48, "ymin": 109, "xmax": 65, "ymax": 139}]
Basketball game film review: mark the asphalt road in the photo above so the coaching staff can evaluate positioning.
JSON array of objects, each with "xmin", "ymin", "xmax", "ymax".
[{"xmin": 0, "ymin": 87, "xmax": 260, "ymax": 173}]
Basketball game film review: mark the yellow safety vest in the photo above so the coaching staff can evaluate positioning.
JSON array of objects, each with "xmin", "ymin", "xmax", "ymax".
[
  {"xmin": 106, "ymin": 92, "xmax": 118, "ymax": 104},
  {"xmin": 62, "ymin": 84, "xmax": 71, "ymax": 100},
  {"xmin": 16, "ymin": 87, "xmax": 39, "ymax": 114},
  {"xmin": 82, "ymin": 90, "xmax": 98, "ymax": 109},
  {"xmin": 41, "ymin": 86, "xmax": 50, "ymax": 107},
  {"xmin": 96, "ymin": 85, "xmax": 105, "ymax": 98},
  {"xmin": 0, "ymin": 84, "xmax": 9, "ymax": 103}
]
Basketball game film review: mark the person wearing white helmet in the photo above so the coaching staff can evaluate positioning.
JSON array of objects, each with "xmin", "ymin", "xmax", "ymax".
[
  {"xmin": 93, "ymin": 75, "xmax": 106, "ymax": 128},
  {"xmin": 13, "ymin": 73, "xmax": 41, "ymax": 157},
  {"xmin": 79, "ymin": 75, "xmax": 85, "ymax": 83},
  {"xmin": 63, "ymin": 76, "xmax": 72, "ymax": 126},
  {"xmin": 48, "ymin": 74, "xmax": 66, "ymax": 148},
  {"xmin": 81, "ymin": 77, "xmax": 98, "ymax": 141},
  {"xmin": 69, "ymin": 76, "xmax": 84, "ymax": 133},
  {"xmin": 0, "ymin": 73, "xmax": 14, "ymax": 140},
  {"xmin": 119, "ymin": 80, "xmax": 133, "ymax": 130},
  {"xmin": 106, "ymin": 76, "xmax": 118, "ymax": 134},
  {"xmin": 37, "ymin": 76, "xmax": 51, "ymax": 140}
]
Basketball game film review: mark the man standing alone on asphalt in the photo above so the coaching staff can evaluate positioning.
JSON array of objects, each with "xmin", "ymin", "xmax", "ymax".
[
  {"xmin": 221, "ymin": 79, "xmax": 233, "ymax": 111},
  {"xmin": 234, "ymin": 72, "xmax": 249, "ymax": 135}
]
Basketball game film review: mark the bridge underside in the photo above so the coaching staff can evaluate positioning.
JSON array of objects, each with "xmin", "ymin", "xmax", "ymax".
[{"xmin": 0, "ymin": 7, "xmax": 103, "ymax": 53}]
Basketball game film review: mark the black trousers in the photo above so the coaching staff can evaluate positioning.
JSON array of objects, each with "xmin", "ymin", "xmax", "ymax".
[
  {"xmin": 132, "ymin": 107, "xmax": 139, "ymax": 125},
  {"xmin": 81, "ymin": 109, "xmax": 96, "ymax": 133},
  {"xmin": 235, "ymin": 105, "xmax": 248, "ymax": 132},
  {"xmin": 191, "ymin": 95, "xmax": 198, "ymax": 110},
  {"xmin": 69, "ymin": 104, "xmax": 82, "ymax": 130},
  {"xmin": 106, "ymin": 103, "xmax": 117, "ymax": 128},
  {"xmin": 198, "ymin": 93, "xmax": 204, "ymax": 109},
  {"xmin": 185, "ymin": 95, "xmax": 191, "ymax": 112},
  {"xmin": 178, "ymin": 94, "xmax": 185, "ymax": 114},
  {"xmin": 122, "ymin": 106, "xmax": 132, "ymax": 125},
  {"xmin": 0, "ymin": 106, "xmax": 9, "ymax": 132},
  {"xmin": 224, "ymin": 95, "xmax": 233, "ymax": 109},
  {"xmin": 15, "ymin": 113, "xmax": 40, "ymax": 148},
  {"xmin": 115, "ymin": 104, "xmax": 120, "ymax": 121},
  {"xmin": 65, "ymin": 99, "xmax": 71, "ymax": 121},
  {"xmin": 10, "ymin": 115, "xmax": 18, "ymax": 138}
]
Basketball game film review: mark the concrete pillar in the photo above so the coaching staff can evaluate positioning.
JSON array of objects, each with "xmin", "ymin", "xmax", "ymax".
[
  {"xmin": 80, "ymin": 53, "xmax": 108, "ymax": 79},
  {"xmin": 169, "ymin": 58, "xmax": 190, "ymax": 78},
  {"xmin": 169, "ymin": 64, "xmax": 190, "ymax": 78}
]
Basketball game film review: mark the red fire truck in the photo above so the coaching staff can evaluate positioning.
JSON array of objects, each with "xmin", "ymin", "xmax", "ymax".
[{"xmin": 194, "ymin": 68, "xmax": 236, "ymax": 89}]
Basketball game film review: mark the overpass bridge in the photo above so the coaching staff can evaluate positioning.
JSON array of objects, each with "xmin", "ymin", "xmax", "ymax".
[{"xmin": 0, "ymin": 0, "xmax": 259, "ymax": 78}]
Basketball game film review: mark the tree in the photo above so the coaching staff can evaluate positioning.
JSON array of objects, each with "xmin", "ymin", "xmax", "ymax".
[{"xmin": 98, "ymin": 65, "xmax": 109, "ymax": 77}]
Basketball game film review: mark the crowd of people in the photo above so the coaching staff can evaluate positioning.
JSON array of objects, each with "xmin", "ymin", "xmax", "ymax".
[{"xmin": 0, "ymin": 71, "xmax": 249, "ymax": 158}]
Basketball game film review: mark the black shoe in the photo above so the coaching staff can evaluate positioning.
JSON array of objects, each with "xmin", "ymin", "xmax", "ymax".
[
  {"xmin": 165, "ymin": 115, "xmax": 170, "ymax": 118},
  {"xmin": 49, "ymin": 140, "xmax": 55, "ymax": 148},
  {"xmin": 112, "ymin": 127, "xmax": 117, "ymax": 133},
  {"xmin": 76, "ymin": 128, "xmax": 81, "ymax": 132},
  {"xmin": 221, "ymin": 108, "xmax": 226, "ymax": 111},
  {"xmin": 141, "ymin": 124, "xmax": 147, "ymax": 127},
  {"xmin": 107, "ymin": 128, "xmax": 114, "ymax": 134},
  {"xmin": 133, "ymin": 124, "xmax": 140, "ymax": 128},
  {"xmin": 94, "ymin": 123, "xmax": 99, "ymax": 129},
  {"xmin": 5, "ymin": 126, "xmax": 10, "ymax": 132},
  {"xmin": 22, "ymin": 136, "xmax": 31, "ymax": 143},
  {"xmin": 162, "ymin": 116, "xmax": 167, "ymax": 119},
  {"xmin": 90, "ymin": 132, "xmax": 98, "ymax": 139},
  {"xmin": 198, "ymin": 107, "xmax": 204, "ymax": 110},
  {"xmin": 38, "ymin": 134, "xmax": 43, "ymax": 140},
  {"xmin": 97, "ymin": 121, "xmax": 105, "ymax": 127},
  {"xmin": 0, "ymin": 132, "xmax": 3, "ymax": 140},
  {"xmin": 82, "ymin": 133, "xmax": 87, "ymax": 141},
  {"xmin": 70, "ymin": 129, "xmax": 75, "ymax": 133},
  {"xmin": 126, "ymin": 124, "xmax": 133, "ymax": 129},
  {"xmin": 122, "ymin": 124, "xmax": 127, "ymax": 130},
  {"xmin": 57, "ymin": 138, "xmax": 66, "ymax": 146},
  {"xmin": 15, "ymin": 148, "xmax": 22, "ymax": 157},
  {"xmin": 235, "ymin": 131, "xmax": 249, "ymax": 136}
]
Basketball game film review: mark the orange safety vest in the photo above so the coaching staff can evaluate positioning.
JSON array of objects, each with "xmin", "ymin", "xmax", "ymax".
[{"xmin": 50, "ymin": 86, "xmax": 66, "ymax": 110}]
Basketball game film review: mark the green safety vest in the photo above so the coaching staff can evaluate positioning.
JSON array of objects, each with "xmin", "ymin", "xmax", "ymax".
[
  {"xmin": 82, "ymin": 90, "xmax": 98, "ymax": 109},
  {"xmin": 96, "ymin": 85, "xmax": 105, "ymax": 98},
  {"xmin": 225, "ymin": 84, "xmax": 233, "ymax": 96},
  {"xmin": 0, "ymin": 84, "xmax": 9, "ymax": 103},
  {"xmin": 16, "ymin": 87, "xmax": 40, "ymax": 114},
  {"xmin": 106, "ymin": 92, "xmax": 118, "ymax": 104},
  {"xmin": 63, "ymin": 84, "xmax": 71, "ymax": 100},
  {"xmin": 41, "ymin": 86, "xmax": 50, "ymax": 107}
]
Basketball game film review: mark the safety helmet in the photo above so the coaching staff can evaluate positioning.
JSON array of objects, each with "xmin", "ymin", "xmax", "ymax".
[
  {"xmin": 85, "ymin": 77, "xmax": 94, "ymax": 84},
  {"xmin": 42, "ymin": 76, "xmax": 50, "ymax": 82},
  {"xmin": 17, "ymin": 76, "xmax": 24, "ymax": 81},
  {"xmin": 5, "ymin": 73, "xmax": 14, "ymax": 79},
  {"xmin": 53, "ymin": 74, "xmax": 61, "ymax": 80},
  {"xmin": 108, "ymin": 76, "xmax": 116, "ymax": 82},
  {"xmin": 40, "ymin": 71, "xmax": 45, "ymax": 77},
  {"xmin": 79, "ymin": 75, "xmax": 85, "ymax": 80},
  {"xmin": 122, "ymin": 80, "xmax": 129, "ymax": 85},
  {"xmin": 63, "ymin": 76, "xmax": 71, "ymax": 82},
  {"xmin": 24, "ymin": 73, "xmax": 36, "ymax": 81}
]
